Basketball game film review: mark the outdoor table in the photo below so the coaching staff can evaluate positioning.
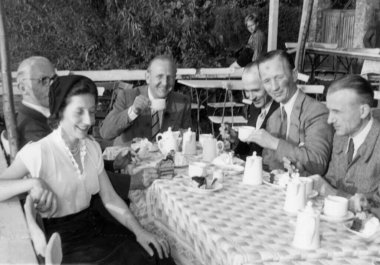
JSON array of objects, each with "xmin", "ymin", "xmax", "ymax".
[
  {"xmin": 0, "ymin": 197, "xmax": 38, "ymax": 264},
  {"xmin": 146, "ymin": 174, "xmax": 380, "ymax": 265},
  {"xmin": 305, "ymin": 47, "xmax": 380, "ymax": 81}
]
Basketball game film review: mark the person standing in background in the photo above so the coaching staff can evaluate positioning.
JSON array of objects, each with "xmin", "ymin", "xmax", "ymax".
[{"xmin": 230, "ymin": 12, "xmax": 267, "ymax": 69}]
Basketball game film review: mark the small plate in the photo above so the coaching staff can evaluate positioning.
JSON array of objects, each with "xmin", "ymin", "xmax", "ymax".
[
  {"xmin": 182, "ymin": 180, "xmax": 223, "ymax": 194},
  {"xmin": 343, "ymin": 221, "xmax": 380, "ymax": 241},
  {"xmin": 212, "ymin": 163, "xmax": 244, "ymax": 174},
  {"xmin": 320, "ymin": 211, "xmax": 354, "ymax": 223}
]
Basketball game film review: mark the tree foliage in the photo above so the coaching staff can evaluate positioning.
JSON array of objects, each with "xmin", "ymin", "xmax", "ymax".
[{"xmin": 5, "ymin": 0, "xmax": 302, "ymax": 70}]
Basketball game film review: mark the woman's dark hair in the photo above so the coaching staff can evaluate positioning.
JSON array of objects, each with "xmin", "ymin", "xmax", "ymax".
[
  {"xmin": 49, "ymin": 75, "xmax": 98, "ymax": 128},
  {"xmin": 327, "ymin": 75, "xmax": 374, "ymax": 107}
]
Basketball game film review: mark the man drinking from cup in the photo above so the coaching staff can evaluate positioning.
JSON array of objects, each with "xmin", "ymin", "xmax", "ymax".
[
  {"xmin": 100, "ymin": 55, "xmax": 192, "ymax": 145},
  {"xmin": 312, "ymin": 75, "xmax": 380, "ymax": 215},
  {"xmin": 220, "ymin": 61, "xmax": 279, "ymax": 160},
  {"xmin": 245, "ymin": 50, "xmax": 333, "ymax": 175}
]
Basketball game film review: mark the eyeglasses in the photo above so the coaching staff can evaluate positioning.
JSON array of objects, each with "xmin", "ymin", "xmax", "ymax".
[{"xmin": 23, "ymin": 74, "xmax": 58, "ymax": 87}]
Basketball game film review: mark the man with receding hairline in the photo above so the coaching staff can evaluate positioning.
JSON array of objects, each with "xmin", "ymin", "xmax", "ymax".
[
  {"xmin": 245, "ymin": 50, "xmax": 333, "ymax": 175},
  {"xmin": 312, "ymin": 75, "xmax": 380, "ymax": 215},
  {"xmin": 220, "ymin": 62, "xmax": 278, "ymax": 159},
  {"xmin": 100, "ymin": 55, "xmax": 191, "ymax": 145},
  {"xmin": 16, "ymin": 56, "xmax": 57, "ymax": 147}
]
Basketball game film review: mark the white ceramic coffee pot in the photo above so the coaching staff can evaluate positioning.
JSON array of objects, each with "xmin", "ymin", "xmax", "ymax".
[
  {"xmin": 182, "ymin": 128, "xmax": 196, "ymax": 155},
  {"xmin": 292, "ymin": 201, "xmax": 320, "ymax": 250},
  {"xmin": 156, "ymin": 127, "xmax": 180, "ymax": 155},
  {"xmin": 200, "ymin": 135, "xmax": 224, "ymax": 162},
  {"xmin": 283, "ymin": 173, "xmax": 307, "ymax": 213},
  {"xmin": 242, "ymin": 152, "xmax": 263, "ymax": 185}
]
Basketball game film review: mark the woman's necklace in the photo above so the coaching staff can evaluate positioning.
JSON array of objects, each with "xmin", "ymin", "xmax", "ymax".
[{"xmin": 69, "ymin": 143, "xmax": 80, "ymax": 155}]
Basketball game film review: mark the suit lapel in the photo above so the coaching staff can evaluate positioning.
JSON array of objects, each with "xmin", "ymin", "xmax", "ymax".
[
  {"xmin": 247, "ymin": 105, "xmax": 260, "ymax": 126},
  {"xmin": 348, "ymin": 120, "xmax": 380, "ymax": 168},
  {"xmin": 287, "ymin": 91, "xmax": 306, "ymax": 144},
  {"xmin": 262, "ymin": 101, "xmax": 279, "ymax": 129}
]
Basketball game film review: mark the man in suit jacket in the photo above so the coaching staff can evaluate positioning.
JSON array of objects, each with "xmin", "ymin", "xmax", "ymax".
[
  {"xmin": 246, "ymin": 50, "xmax": 333, "ymax": 175},
  {"xmin": 16, "ymin": 56, "xmax": 57, "ymax": 147},
  {"xmin": 312, "ymin": 75, "xmax": 380, "ymax": 215},
  {"xmin": 220, "ymin": 62, "xmax": 279, "ymax": 160},
  {"xmin": 100, "ymin": 55, "xmax": 191, "ymax": 145}
]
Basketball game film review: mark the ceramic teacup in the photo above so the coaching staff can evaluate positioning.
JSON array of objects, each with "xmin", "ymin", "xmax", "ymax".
[
  {"xmin": 188, "ymin": 162, "xmax": 208, "ymax": 178},
  {"xmin": 323, "ymin": 195, "xmax": 348, "ymax": 218},
  {"xmin": 151, "ymin": 98, "xmax": 166, "ymax": 111},
  {"xmin": 238, "ymin": 126, "xmax": 256, "ymax": 142},
  {"xmin": 299, "ymin": 177, "xmax": 313, "ymax": 197}
]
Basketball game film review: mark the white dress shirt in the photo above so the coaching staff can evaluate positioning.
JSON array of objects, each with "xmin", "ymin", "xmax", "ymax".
[{"xmin": 280, "ymin": 89, "xmax": 299, "ymax": 138}]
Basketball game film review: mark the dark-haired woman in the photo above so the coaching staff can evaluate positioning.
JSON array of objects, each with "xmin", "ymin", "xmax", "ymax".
[{"xmin": 0, "ymin": 75, "xmax": 175, "ymax": 265}]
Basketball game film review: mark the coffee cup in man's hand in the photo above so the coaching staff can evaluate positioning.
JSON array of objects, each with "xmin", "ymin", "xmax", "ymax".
[{"xmin": 132, "ymin": 95, "xmax": 150, "ymax": 115}]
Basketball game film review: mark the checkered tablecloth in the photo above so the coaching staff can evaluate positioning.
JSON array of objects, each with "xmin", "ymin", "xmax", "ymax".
[{"xmin": 146, "ymin": 174, "xmax": 380, "ymax": 265}]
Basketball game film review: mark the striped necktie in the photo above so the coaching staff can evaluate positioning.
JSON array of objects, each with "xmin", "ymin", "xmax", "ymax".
[{"xmin": 151, "ymin": 110, "xmax": 160, "ymax": 141}]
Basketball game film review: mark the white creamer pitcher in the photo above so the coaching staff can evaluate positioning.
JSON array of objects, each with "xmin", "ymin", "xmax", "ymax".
[
  {"xmin": 200, "ymin": 135, "xmax": 224, "ymax": 162},
  {"xmin": 242, "ymin": 152, "xmax": 263, "ymax": 185},
  {"xmin": 283, "ymin": 173, "xmax": 307, "ymax": 213},
  {"xmin": 182, "ymin": 128, "xmax": 196, "ymax": 155},
  {"xmin": 156, "ymin": 127, "xmax": 180, "ymax": 155},
  {"xmin": 292, "ymin": 201, "xmax": 320, "ymax": 250}
]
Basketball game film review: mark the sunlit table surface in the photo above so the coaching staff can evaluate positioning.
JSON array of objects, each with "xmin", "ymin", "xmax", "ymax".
[
  {"xmin": 0, "ymin": 197, "xmax": 38, "ymax": 264},
  {"xmin": 146, "ymin": 173, "xmax": 380, "ymax": 265}
]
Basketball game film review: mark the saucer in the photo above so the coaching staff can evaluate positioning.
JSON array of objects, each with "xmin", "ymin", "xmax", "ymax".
[
  {"xmin": 182, "ymin": 180, "xmax": 223, "ymax": 194},
  {"xmin": 343, "ymin": 221, "xmax": 380, "ymax": 241},
  {"xmin": 320, "ymin": 211, "xmax": 354, "ymax": 223}
]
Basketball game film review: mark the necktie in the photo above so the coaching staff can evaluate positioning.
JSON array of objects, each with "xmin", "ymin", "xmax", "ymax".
[
  {"xmin": 347, "ymin": 138, "xmax": 354, "ymax": 164},
  {"xmin": 151, "ymin": 110, "xmax": 160, "ymax": 141},
  {"xmin": 279, "ymin": 107, "xmax": 287, "ymax": 140},
  {"xmin": 256, "ymin": 109, "xmax": 267, "ymax": 128}
]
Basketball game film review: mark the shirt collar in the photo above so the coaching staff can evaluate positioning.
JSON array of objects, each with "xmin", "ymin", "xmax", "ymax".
[
  {"xmin": 347, "ymin": 117, "xmax": 373, "ymax": 153},
  {"xmin": 22, "ymin": 100, "xmax": 50, "ymax": 118},
  {"xmin": 280, "ymin": 89, "xmax": 299, "ymax": 118},
  {"xmin": 261, "ymin": 99, "xmax": 273, "ymax": 115}
]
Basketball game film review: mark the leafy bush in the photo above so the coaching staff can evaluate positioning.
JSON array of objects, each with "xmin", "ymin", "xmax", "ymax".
[{"xmin": 4, "ymin": 0, "xmax": 302, "ymax": 70}]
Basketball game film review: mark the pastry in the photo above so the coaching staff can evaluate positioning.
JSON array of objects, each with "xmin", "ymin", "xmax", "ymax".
[
  {"xmin": 156, "ymin": 153, "xmax": 175, "ymax": 179},
  {"xmin": 191, "ymin": 176, "xmax": 206, "ymax": 189}
]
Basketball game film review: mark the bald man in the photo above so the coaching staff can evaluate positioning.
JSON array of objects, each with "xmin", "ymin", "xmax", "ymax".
[
  {"xmin": 16, "ymin": 56, "xmax": 56, "ymax": 147},
  {"xmin": 100, "ymin": 55, "xmax": 191, "ymax": 145},
  {"xmin": 220, "ymin": 62, "xmax": 279, "ymax": 159}
]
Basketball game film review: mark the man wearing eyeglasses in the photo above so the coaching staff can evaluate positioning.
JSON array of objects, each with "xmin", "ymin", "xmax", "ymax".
[
  {"xmin": 16, "ymin": 56, "xmax": 57, "ymax": 147},
  {"xmin": 220, "ymin": 62, "xmax": 279, "ymax": 160}
]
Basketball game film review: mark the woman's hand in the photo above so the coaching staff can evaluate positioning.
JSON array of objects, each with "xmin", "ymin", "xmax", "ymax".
[
  {"xmin": 29, "ymin": 179, "xmax": 58, "ymax": 218},
  {"xmin": 136, "ymin": 229, "xmax": 170, "ymax": 259}
]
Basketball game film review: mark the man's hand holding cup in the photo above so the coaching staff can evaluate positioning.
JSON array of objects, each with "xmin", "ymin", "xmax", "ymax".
[
  {"xmin": 219, "ymin": 123, "xmax": 238, "ymax": 143},
  {"xmin": 132, "ymin": 95, "xmax": 150, "ymax": 115}
]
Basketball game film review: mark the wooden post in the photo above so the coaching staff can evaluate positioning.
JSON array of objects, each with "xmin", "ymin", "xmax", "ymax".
[
  {"xmin": 295, "ymin": 0, "xmax": 314, "ymax": 72},
  {"xmin": 0, "ymin": 1, "xmax": 19, "ymax": 161},
  {"xmin": 267, "ymin": 0, "xmax": 279, "ymax": 51}
]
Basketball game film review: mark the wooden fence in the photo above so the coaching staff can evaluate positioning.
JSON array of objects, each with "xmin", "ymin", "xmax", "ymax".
[{"xmin": 321, "ymin": 9, "xmax": 355, "ymax": 48}]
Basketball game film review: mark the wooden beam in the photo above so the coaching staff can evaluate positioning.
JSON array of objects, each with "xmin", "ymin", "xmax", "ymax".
[
  {"xmin": 0, "ymin": 0, "xmax": 18, "ymax": 160},
  {"xmin": 268, "ymin": 0, "xmax": 279, "ymax": 51}
]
